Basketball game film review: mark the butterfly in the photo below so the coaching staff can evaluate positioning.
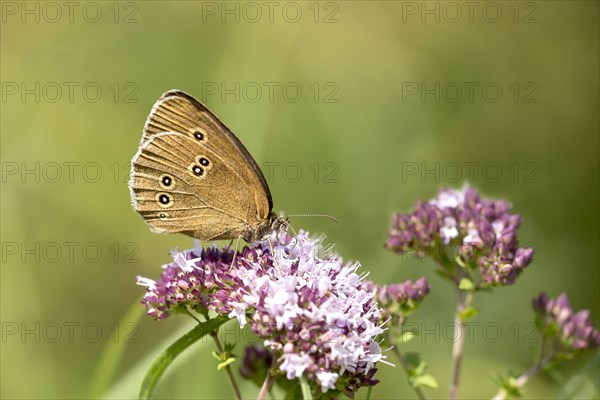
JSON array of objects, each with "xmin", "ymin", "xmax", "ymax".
[{"xmin": 129, "ymin": 90, "xmax": 286, "ymax": 242}]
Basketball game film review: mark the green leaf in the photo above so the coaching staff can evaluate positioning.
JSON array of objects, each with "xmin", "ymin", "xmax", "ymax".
[
  {"xmin": 458, "ymin": 278, "xmax": 475, "ymax": 291},
  {"xmin": 138, "ymin": 315, "xmax": 229, "ymax": 400},
  {"xmin": 459, "ymin": 306, "xmax": 479, "ymax": 321},
  {"xmin": 224, "ymin": 342, "xmax": 236, "ymax": 352},
  {"xmin": 503, "ymin": 376, "xmax": 523, "ymax": 398},
  {"xmin": 299, "ymin": 376, "xmax": 313, "ymax": 400},
  {"xmin": 403, "ymin": 352, "xmax": 422, "ymax": 370},
  {"xmin": 413, "ymin": 361, "xmax": 427, "ymax": 376},
  {"xmin": 403, "ymin": 352, "xmax": 426, "ymax": 376},
  {"xmin": 411, "ymin": 373, "xmax": 439, "ymax": 389},
  {"xmin": 403, "ymin": 352, "xmax": 438, "ymax": 390},
  {"xmin": 217, "ymin": 357, "xmax": 236, "ymax": 370},
  {"xmin": 398, "ymin": 331, "xmax": 416, "ymax": 343}
]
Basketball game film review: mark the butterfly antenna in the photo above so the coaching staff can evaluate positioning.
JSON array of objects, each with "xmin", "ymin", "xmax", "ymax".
[
  {"xmin": 286, "ymin": 214, "xmax": 338, "ymax": 223},
  {"xmin": 288, "ymin": 223, "xmax": 299, "ymax": 237}
]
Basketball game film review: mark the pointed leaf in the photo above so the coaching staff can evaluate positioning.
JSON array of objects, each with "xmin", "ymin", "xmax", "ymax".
[
  {"xmin": 503, "ymin": 376, "xmax": 523, "ymax": 398},
  {"xmin": 459, "ymin": 306, "xmax": 479, "ymax": 321},
  {"xmin": 399, "ymin": 331, "xmax": 416, "ymax": 343},
  {"xmin": 458, "ymin": 278, "xmax": 475, "ymax": 291},
  {"xmin": 404, "ymin": 352, "xmax": 422, "ymax": 370},
  {"xmin": 412, "ymin": 373, "xmax": 439, "ymax": 389},
  {"xmin": 139, "ymin": 315, "xmax": 229, "ymax": 399},
  {"xmin": 413, "ymin": 361, "xmax": 427, "ymax": 376},
  {"xmin": 217, "ymin": 357, "xmax": 235, "ymax": 370}
]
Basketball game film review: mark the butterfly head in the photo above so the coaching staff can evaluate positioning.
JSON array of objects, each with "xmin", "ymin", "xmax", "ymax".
[
  {"xmin": 270, "ymin": 213, "xmax": 289, "ymax": 235},
  {"xmin": 242, "ymin": 212, "xmax": 288, "ymax": 243}
]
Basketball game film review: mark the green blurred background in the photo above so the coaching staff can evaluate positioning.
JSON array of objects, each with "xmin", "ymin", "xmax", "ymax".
[{"xmin": 1, "ymin": 1, "xmax": 598, "ymax": 399}]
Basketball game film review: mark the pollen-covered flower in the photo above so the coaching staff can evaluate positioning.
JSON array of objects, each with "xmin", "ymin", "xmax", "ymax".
[
  {"xmin": 532, "ymin": 292, "xmax": 600, "ymax": 354},
  {"xmin": 385, "ymin": 186, "xmax": 534, "ymax": 286},
  {"xmin": 137, "ymin": 230, "xmax": 385, "ymax": 395}
]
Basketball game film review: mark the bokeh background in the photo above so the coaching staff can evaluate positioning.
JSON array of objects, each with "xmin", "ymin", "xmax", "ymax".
[{"xmin": 1, "ymin": 1, "xmax": 598, "ymax": 399}]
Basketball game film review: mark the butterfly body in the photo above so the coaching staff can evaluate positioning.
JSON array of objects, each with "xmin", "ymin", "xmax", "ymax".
[{"xmin": 129, "ymin": 90, "xmax": 285, "ymax": 242}]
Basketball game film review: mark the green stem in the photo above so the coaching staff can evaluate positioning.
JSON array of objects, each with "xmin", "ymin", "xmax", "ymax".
[
  {"xmin": 210, "ymin": 331, "xmax": 243, "ymax": 400},
  {"xmin": 449, "ymin": 286, "xmax": 474, "ymax": 400},
  {"xmin": 184, "ymin": 307, "xmax": 202, "ymax": 323},
  {"xmin": 490, "ymin": 352, "xmax": 555, "ymax": 400},
  {"xmin": 139, "ymin": 316, "xmax": 229, "ymax": 400},
  {"xmin": 257, "ymin": 368, "xmax": 275, "ymax": 400},
  {"xmin": 184, "ymin": 309, "xmax": 241, "ymax": 399},
  {"xmin": 386, "ymin": 331, "xmax": 428, "ymax": 400}
]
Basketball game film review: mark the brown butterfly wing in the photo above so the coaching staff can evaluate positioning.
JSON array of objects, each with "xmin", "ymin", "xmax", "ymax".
[
  {"xmin": 141, "ymin": 90, "xmax": 272, "ymax": 219},
  {"xmin": 130, "ymin": 89, "xmax": 275, "ymax": 241},
  {"xmin": 130, "ymin": 131, "xmax": 267, "ymax": 240}
]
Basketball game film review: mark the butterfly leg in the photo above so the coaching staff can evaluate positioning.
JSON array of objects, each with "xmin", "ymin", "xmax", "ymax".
[
  {"xmin": 229, "ymin": 236, "xmax": 241, "ymax": 271},
  {"xmin": 267, "ymin": 237, "xmax": 282, "ymax": 273},
  {"xmin": 285, "ymin": 222, "xmax": 301, "ymax": 256},
  {"xmin": 204, "ymin": 228, "xmax": 239, "ymax": 269}
]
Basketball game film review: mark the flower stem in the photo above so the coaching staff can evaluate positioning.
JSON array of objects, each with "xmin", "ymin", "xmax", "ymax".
[
  {"xmin": 184, "ymin": 309, "xmax": 242, "ymax": 399},
  {"xmin": 257, "ymin": 369, "xmax": 275, "ymax": 400},
  {"xmin": 490, "ymin": 352, "xmax": 555, "ymax": 400},
  {"xmin": 386, "ymin": 332, "xmax": 428, "ymax": 400},
  {"xmin": 366, "ymin": 385, "xmax": 373, "ymax": 400},
  {"xmin": 449, "ymin": 289, "xmax": 473, "ymax": 400},
  {"xmin": 210, "ymin": 331, "xmax": 243, "ymax": 400}
]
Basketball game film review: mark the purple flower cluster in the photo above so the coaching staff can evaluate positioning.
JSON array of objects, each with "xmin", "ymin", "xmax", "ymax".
[
  {"xmin": 385, "ymin": 186, "xmax": 534, "ymax": 286},
  {"xmin": 532, "ymin": 292, "xmax": 600, "ymax": 354},
  {"xmin": 366, "ymin": 277, "xmax": 430, "ymax": 322},
  {"xmin": 137, "ymin": 231, "xmax": 386, "ymax": 394},
  {"xmin": 136, "ymin": 243, "xmax": 236, "ymax": 320}
]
